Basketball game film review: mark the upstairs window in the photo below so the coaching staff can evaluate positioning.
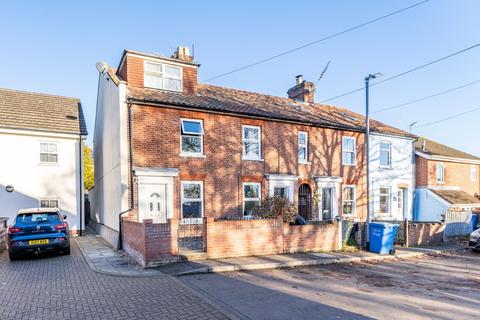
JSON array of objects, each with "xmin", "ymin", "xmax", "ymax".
[
  {"xmin": 298, "ymin": 131, "xmax": 308, "ymax": 163},
  {"xmin": 379, "ymin": 142, "xmax": 391, "ymax": 167},
  {"xmin": 144, "ymin": 61, "xmax": 182, "ymax": 92},
  {"xmin": 242, "ymin": 125, "xmax": 261, "ymax": 160},
  {"xmin": 436, "ymin": 163, "xmax": 445, "ymax": 183},
  {"xmin": 342, "ymin": 137, "xmax": 356, "ymax": 166},
  {"xmin": 180, "ymin": 119, "xmax": 204, "ymax": 156},
  {"xmin": 471, "ymin": 165, "xmax": 477, "ymax": 182},
  {"xmin": 40, "ymin": 142, "xmax": 58, "ymax": 163}
]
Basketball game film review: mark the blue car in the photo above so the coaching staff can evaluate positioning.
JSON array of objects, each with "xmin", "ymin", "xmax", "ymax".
[{"xmin": 8, "ymin": 208, "xmax": 70, "ymax": 260}]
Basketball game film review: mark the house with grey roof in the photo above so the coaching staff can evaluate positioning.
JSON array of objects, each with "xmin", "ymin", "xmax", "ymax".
[
  {"xmin": 414, "ymin": 137, "xmax": 480, "ymax": 221},
  {"xmin": 0, "ymin": 88, "xmax": 87, "ymax": 233}
]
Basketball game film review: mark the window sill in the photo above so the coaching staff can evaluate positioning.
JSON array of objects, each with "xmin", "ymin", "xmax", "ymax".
[
  {"xmin": 180, "ymin": 153, "xmax": 206, "ymax": 158},
  {"xmin": 299, "ymin": 161, "xmax": 311, "ymax": 165},
  {"xmin": 379, "ymin": 166, "xmax": 392, "ymax": 170},
  {"xmin": 38, "ymin": 162, "xmax": 60, "ymax": 167},
  {"xmin": 342, "ymin": 163, "xmax": 357, "ymax": 167},
  {"xmin": 242, "ymin": 157, "xmax": 264, "ymax": 162}
]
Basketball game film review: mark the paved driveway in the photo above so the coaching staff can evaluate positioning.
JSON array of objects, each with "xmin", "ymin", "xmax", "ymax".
[
  {"xmin": 180, "ymin": 250, "xmax": 480, "ymax": 320},
  {"xmin": 0, "ymin": 243, "xmax": 227, "ymax": 320}
]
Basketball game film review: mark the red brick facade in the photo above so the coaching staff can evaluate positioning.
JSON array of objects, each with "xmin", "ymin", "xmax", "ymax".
[
  {"xmin": 416, "ymin": 155, "xmax": 480, "ymax": 196},
  {"xmin": 131, "ymin": 105, "xmax": 367, "ymax": 221},
  {"xmin": 118, "ymin": 52, "xmax": 198, "ymax": 94}
]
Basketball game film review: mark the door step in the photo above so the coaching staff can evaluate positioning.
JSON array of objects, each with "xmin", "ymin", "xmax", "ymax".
[{"xmin": 178, "ymin": 250, "xmax": 208, "ymax": 261}]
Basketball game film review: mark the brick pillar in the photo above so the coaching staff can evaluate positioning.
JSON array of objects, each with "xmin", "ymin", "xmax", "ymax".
[
  {"xmin": 205, "ymin": 217, "xmax": 214, "ymax": 256},
  {"xmin": 169, "ymin": 218, "xmax": 179, "ymax": 256}
]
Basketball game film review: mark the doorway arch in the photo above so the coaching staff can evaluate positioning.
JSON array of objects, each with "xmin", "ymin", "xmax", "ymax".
[{"xmin": 298, "ymin": 184, "xmax": 312, "ymax": 221}]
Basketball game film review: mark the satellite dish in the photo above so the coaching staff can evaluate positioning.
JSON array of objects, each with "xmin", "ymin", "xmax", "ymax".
[{"xmin": 95, "ymin": 61, "xmax": 108, "ymax": 73}]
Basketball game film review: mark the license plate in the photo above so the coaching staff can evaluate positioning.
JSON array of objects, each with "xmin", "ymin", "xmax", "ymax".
[{"xmin": 29, "ymin": 239, "xmax": 49, "ymax": 245}]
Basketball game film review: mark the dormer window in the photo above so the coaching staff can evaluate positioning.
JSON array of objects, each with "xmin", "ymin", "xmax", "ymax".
[{"xmin": 144, "ymin": 61, "xmax": 182, "ymax": 92}]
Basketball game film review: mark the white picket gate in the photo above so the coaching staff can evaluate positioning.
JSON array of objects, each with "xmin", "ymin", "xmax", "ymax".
[{"xmin": 443, "ymin": 210, "xmax": 473, "ymax": 238}]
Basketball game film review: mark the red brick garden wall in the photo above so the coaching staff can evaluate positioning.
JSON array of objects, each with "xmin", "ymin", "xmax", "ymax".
[
  {"xmin": 284, "ymin": 222, "xmax": 340, "ymax": 253},
  {"xmin": 122, "ymin": 219, "xmax": 178, "ymax": 267},
  {"xmin": 206, "ymin": 217, "xmax": 284, "ymax": 259},
  {"xmin": 407, "ymin": 222, "xmax": 445, "ymax": 247}
]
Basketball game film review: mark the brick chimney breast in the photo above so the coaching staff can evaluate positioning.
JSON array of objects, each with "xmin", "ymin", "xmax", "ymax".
[
  {"xmin": 287, "ymin": 75, "xmax": 315, "ymax": 103},
  {"xmin": 172, "ymin": 46, "xmax": 193, "ymax": 62}
]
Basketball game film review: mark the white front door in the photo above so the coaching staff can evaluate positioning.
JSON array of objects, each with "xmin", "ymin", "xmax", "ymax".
[{"xmin": 143, "ymin": 184, "xmax": 167, "ymax": 223}]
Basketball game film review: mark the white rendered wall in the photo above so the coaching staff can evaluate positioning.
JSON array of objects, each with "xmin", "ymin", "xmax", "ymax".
[
  {"xmin": 414, "ymin": 187, "xmax": 448, "ymax": 221},
  {"xmin": 0, "ymin": 129, "xmax": 83, "ymax": 230},
  {"xmin": 369, "ymin": 134, "xmax": 415, "ymax": 220},
  {"xmin": 93, "ymin": 74, "xmax": 129, "ymax": 232}
]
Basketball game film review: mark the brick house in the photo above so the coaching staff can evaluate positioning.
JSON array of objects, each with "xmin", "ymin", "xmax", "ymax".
[
  {"xmin": 414, "ymin": 137, "xmax": 480, "ymax": 221},
  {"xmin": 92, "ymin": 47, "xmax": 414, "ymax": 264}
]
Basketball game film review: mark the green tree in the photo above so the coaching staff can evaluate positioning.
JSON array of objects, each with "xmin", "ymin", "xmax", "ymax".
[{"xmin": 83, "ymin": 143, "xmax": 94, "ymax": 190}]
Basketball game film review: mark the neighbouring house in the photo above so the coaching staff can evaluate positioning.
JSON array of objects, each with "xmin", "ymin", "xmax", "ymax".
[
  {"xmin": 414, "ymin": 137, "xmax": 480, "ymax": 221},
  {"xmin": 370, "ymin": 132, "xmax": 416, "ymax": 221},
  {"xmin": 0, "ymin": 88, "xmax": 87, "ymax": 234},
  {"xmin": 92, "ymin": 47, "xmax": 415, "ymax": 263}
]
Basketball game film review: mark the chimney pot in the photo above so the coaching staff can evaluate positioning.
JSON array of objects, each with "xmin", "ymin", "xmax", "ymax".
[
  {"xmin": 296, "ymin": 75, "xmax": 303, "ymax": 85},
  {"xmin": 287, "ymin": 76, "xmax": 315, "ymax": 103},
  {"xmin": 172, "ymin": 46, "xmax": 193, "ymax": 62}
]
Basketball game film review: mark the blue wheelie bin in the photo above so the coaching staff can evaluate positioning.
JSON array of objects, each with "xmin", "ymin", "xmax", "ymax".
[{"xmin": 369, "ymin": 222, "xmax": 399, "ymax": 255}]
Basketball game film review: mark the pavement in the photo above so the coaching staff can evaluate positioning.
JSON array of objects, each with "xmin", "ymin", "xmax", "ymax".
[
  {"xmin": 0, "ymin": 241, "xmax": 230, "ymax": 320},
  {"xmin": 180, "ymin": 249, "xmax": 480, "ymax": 320},
  {"xmin": 157, "ymin": 244, "xmax": 465, "ymax": 276},
  {"xmin": 75, "ymin": 229, "xmax": 162, "ymax": 277}
]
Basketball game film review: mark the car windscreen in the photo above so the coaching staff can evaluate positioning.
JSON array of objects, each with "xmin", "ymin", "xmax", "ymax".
[{"xmin": 16, "ymin": 212, "xmax": 61, "ymax": 224}]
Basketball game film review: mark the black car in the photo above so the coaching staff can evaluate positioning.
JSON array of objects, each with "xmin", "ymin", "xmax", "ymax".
[{"xmin": 8, "ymin": 208, "xmax": 70, "ymax": 260}]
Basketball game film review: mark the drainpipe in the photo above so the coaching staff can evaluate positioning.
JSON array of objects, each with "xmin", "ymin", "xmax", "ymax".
[{"xmin": 118, "ymin": 99, "xmax": 135, "ymax": 250}]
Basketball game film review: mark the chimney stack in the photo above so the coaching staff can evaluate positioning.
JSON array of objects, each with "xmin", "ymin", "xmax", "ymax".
[
  {"xmin": 172, "ymin": 46, "xmax": 193, "ymax": 62},
  {"xmin": 287, "ymin": 75, "xmax": 315, "ymax": 103}
]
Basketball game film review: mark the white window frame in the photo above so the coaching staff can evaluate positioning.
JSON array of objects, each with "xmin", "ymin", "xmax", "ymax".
[
  {"xmin": 471, "ymin": 165, "xmax": 477, "ymax": 182},
  {"xmin": 342, "ymin": 136, "xmax": 356, "ymax": 166},
  {"xmin": 39, "ymin": 199, "xmax": 60, "ymax": 208},
  {"xmin": 242, "ymin": 125, "xmax": 262, "ymax": 160},
  {"xmin": 243, "ymin": 182, "xmax": 261, "ymax": 216},
  {"xmin": 144, "ymin": 60, "xmax": 183, "ymax": 92},
  {"xmin": 180, "ymin": 181, "xmax": 204, "ymax": 223},
  {"xmin": 180, "ymin": 118, "xmax": 204, "ymax": 157},
  {"xmin": 379, "ymin": 141, "xmax": 391, "ymax": 168},
  {"xmin": 379, "ymin": 186, "xmax": 391, "ymax": 214},
  {"xmin": 342, "ymin": 185, "xmax": 356, "ymax": 216},
  {"xmin": 39, "ymin": 142, "xmax": 59, "ymax": 164},
  {"xmin": 436, "ymin": 163, "xmax": 445, "ymax": 183},
  {"xmin": 298, "ymin": 131, "xmax": 308, "ymax": 163}
]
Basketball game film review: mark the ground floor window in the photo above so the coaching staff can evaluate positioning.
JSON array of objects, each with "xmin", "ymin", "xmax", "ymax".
[
  {"xmin": 379, "ymin": 187, "xmax": 391, "ymax": 214},
  {"xmin": 39, "ymin": 199, "xmax": 59, "ymax": 208},
  {"xmin": 342, "ymin": 186, "xmax": 355, "ymax": 215},
  {"xmin": 243, "ymin": 182, "xmax": 260, "ymax": 216},
  {"xmin": 181, "ymin": 181, "xmax": 203, "ymax": 219}
]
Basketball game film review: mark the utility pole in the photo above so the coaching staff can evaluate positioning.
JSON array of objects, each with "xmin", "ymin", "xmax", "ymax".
[{"xmin": 365, "ymin": 73, "xmax": 382, "ymax": 250}]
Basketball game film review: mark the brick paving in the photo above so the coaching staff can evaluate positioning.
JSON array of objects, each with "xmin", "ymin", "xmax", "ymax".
[{"xmin": 0, "ymin": 243, "xmax": 228, "ymax": 320}]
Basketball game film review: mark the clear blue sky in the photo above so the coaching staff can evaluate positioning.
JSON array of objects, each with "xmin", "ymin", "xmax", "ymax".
[{"xmin": 1, "ymin": 0, "xmax": 479, "ymax": 156}]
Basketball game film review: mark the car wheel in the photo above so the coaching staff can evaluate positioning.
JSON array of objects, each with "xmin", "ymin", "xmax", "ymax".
[
  {"xmin": 8, "ymin": 252, "xmax": 18, "ymax": 261},
  {"xmin": 62, "ymin": 246, "xmax": 71, "ymax": 255}
]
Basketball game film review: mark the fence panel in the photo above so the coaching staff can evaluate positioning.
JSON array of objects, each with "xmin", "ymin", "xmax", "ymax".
[{"xmin": 444, "ymin": 211, "xmax": 473, "ymax": 238}]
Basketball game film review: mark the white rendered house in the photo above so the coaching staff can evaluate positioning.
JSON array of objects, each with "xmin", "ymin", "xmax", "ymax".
[
  {"xmin": 369, "ymin": 132, "xmax": 416, "ymax": 221},
  {"xmin": 0, "ymin": 88, "xmax": 87, "ymax": 233}
]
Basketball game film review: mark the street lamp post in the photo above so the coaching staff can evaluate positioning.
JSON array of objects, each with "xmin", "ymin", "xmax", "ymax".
[{"xmin": 365, "ymin": 73, "xmax": 382, "ymax": 250}]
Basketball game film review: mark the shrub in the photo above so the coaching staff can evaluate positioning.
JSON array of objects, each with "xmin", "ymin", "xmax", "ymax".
[{"xmin": 254, "ymin": 196, "xmax": 297, "ymax": 223}]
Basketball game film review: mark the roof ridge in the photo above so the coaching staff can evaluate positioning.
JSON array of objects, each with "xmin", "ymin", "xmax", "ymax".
[
  {"xmin": 417, "ymin": 136, "xmax": 480, "ymax": 159},
  {"xmin": 0, "ymin": 87, "xmax": 80, "ymax": 101}
]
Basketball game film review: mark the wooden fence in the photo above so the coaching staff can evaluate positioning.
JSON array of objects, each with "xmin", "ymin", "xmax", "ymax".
[{"xmin": 443, "ymin": 210, "xmax": 473, "ymax": 238}]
